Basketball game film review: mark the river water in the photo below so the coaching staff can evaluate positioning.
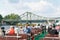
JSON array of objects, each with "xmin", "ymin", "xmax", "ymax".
[{"xmin": 1, "ymin": 25, "xmax": 17, "ymax": 30}]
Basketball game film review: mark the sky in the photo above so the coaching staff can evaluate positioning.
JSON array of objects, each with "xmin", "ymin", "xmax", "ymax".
[{"xmin": 0, "ymin": 0, "xmax": 60, "ymax": 17}]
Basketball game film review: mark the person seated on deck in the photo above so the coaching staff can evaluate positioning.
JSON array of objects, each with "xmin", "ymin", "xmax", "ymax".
[
  {"xmin": 37, "ymin": 24, "xmax": 41, "ymax": 28},
  {"xmin": 48, "ymin": 25, "xmax": 52, "ymax": 33},
  {"xmin": 35, "ymin": 24, "xmax": 41, "ymax": 29},
  {"xmin": 41, "ymin": 25, "xmax": 46, "ymax": 33},
  {"xmin": 19, "ymin": 26, "xmax": 25, "ymax": 34},
  {"xmin": 55, "ymin": 24, "xmax": 60, "ymax": 37},
  {"xmin": 1, "ymin": 27, "xmax": 5, "ymax": 35},
  {"xmin": 14, "ymin": 25, "xmax": 20, "ymax": 34},
  {"xmin": 50, "ymin": 27, "xmax": 58, "ymax": 35},
  {"xmin": 32, "ymin": 24, "xmax": 36, "ymax": 29},
  {"xmin": 27, "ymin": 24, "xmax": 32, "ymax": 29},
  {"xmin": 0, "ymin": 27, "xmax": 4, "ymax": 36},
  {"xmin": 34, "ymin": 24, "xmax": 38, "ymax": 28},
  {"xmin": 6, "ymin": 26, "xmax": 15, "ymax": 35},
  {"xmin": 55, "ymin": 25, "xmax": 60, "ymax": 31},
  {"xmin": 24, "ymin": 25, "xmax": 31, "ymax": 34},
  {"xmin": 33, "ymin": 24, "xmax": 39, "ymax": 28},
  {"xmin": 53, "ymin": 23, "xmax": 56, "ymax": 28}
]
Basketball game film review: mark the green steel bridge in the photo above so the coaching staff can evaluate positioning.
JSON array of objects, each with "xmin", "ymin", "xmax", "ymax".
[{"xmin": 3, "ymin": 12, "xmax": 55, "ymax": 24}]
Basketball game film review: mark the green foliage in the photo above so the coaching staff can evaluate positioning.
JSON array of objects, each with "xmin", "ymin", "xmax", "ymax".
[{"xmin": 4, "ymin": 13, "xmax": 21, "ymax": 20}]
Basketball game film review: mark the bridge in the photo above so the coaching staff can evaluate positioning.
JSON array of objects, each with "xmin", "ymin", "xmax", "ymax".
[{"xmin": 3, "ymin": 12, "xmax": 55, "ymax": 24}]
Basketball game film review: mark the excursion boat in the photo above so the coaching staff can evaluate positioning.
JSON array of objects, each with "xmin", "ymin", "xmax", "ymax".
[{"xmin": 0, "ymin": 28, "xmax": 42, "ymax": 40}]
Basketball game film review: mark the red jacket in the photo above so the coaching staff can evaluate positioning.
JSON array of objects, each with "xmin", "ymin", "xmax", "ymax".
[{"xmin": 9, "ymin": 28, "xmax": 15, "ymax": 35}]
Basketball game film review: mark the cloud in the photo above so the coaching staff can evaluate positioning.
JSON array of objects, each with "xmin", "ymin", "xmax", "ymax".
[
  {"xmin": 8, "ymin": 0, "xmax": 19, "ymax": 3},
  {"xmin": 53, "ymin": 7, "xmax": 60, "ymax": 17},
  {"xmin": 0, "ymin": 0, "xmax": 60, "ymax": 17},
  {"xmin": 23, "ymin": 0, "xmax": 58, "ymax": 17},
  {"xmin": 24, "ymin": 1, "xmax": 53, "ymax": 12}
]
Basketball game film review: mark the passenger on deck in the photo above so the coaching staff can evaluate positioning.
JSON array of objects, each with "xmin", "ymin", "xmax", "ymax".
[
  {"xmin": 24, "ymin": 25, "xmax": 31, "ymax": 34},
  {"xmin": 6, "ymin": 26, "xmax": 15, "ymax": 35},
  {"xmin": 37, "ymin": 24, "xmax": 41, "ymax": 28},
  {"xmin": 27, "ymin": 25, "xmax": 32, "ymax": 29},
  {"xmin": 32, "ymin": 25, "xmax": 35, "ymax": 28},
  {"xmin": 48, "ymin": 25, "xmax": 52, "ymax": 33},
  {"xmin": 0, "ymin": 27, "xmax": 4, "ymax": 36},
  {"xmin": 55, "ymin": 25, "xmax": 60, "ymax": 31},
  {"xmin": 34, "ymin": 24, "xmax": 41, "ymax": 30},
  {"xmin": 50, "ymin": 27, "xmax": 58, "ymax": 35},
  {"xmin": 19, "ymin": 26, "xmax": 24, "ymax": 34},
  {"xmin": 14, "ymin": 26, "xmax": 20, "ymax": 34},
  {"xmin": 34, "ymin": 24, "xmax": 40, "ymax": 28},
  {"xmin": 1, "ymin": 27, "xmax": 5, "ymax": 35},
  {"xmin": 53, "ymin": 23, "xmax": 56, "ymax": 28},
  {"xmin": 55, "ymin": 25, "xmax": 60, "ymax": 37}
]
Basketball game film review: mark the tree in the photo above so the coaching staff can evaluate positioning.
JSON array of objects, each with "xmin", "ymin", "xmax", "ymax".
[
  {"xmin": 0, "ymin": 14, "xmax": 3, "ymax": 23},
  {"xmin": 4, "ymin": 13, "xmax": 21, "ymax": 25},
  {"xmin": 4, "ymin": 13, "xmax": 21, "ymax": 20}
]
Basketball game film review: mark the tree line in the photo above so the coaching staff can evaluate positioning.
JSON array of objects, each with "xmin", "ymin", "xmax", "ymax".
[
  {"xmin": 0, "ymin": 12, "xmax": 33, "ymax": 25},
  {"xmin": 0, "ymin": 13, "xmax": 21, "ymax": 25}
]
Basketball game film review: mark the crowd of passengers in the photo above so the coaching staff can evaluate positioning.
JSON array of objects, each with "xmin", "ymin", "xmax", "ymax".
[
  {"xmin": 0, "ymin": 23, "xmax": 60, "ymax": 37},
  {"xmin": 0, "ymin": 24, "xmax": 42, "ymax": 36}
]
